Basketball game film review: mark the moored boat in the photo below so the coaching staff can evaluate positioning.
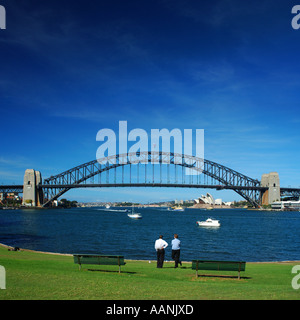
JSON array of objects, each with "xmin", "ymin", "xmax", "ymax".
[
  {"xmin": 196, "ymin": 218, "xmax": 220, "ymax": 227},
  {"xmin": 127, "ymin": 213, "xmax": 142, "ymax": 219},
  {"xmin": 128, "ymin": 206, "xmax": 142, "ymax": 219}
]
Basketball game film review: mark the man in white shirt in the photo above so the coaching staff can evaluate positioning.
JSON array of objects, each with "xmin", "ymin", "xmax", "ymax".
[{"xmin": 154, "ymin": 235, "xmax": 168, "ymax": 268}]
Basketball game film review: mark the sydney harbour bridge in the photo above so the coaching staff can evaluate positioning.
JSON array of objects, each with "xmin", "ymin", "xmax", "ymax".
[{"xmin": 1, "ymin": 151, "xmax": 299, "ymax": 208}]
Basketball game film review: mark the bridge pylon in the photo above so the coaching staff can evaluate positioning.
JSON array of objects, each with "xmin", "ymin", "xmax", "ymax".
[
  {"xmin": 261, "ymin": 172, "xmax": 280, "ymax": 205},
  {"xmin": 22, "ymin": 169, "xmax": 44, "ymax": 207}
]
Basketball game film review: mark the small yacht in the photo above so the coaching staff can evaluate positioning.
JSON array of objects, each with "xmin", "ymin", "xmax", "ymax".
[
  {"xmin": 127, "ymin": 206, "xmax": 142, "ymax": 219},
  {"xmin": 127, "ymin": 212, "xmax": 142, "ymax": 219},
  {"xmin": 196, "ymin": 218, "xmax": 220, "ymax": 227}
]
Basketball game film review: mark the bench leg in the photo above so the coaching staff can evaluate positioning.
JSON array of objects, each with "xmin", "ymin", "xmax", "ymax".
[
  {"xmin": 118, "ymin": 257, "xmax": 121, "ymax": 274},
  {"xmin": 238, "ymin": 262, "xmax": 242, "ymax": 279}
]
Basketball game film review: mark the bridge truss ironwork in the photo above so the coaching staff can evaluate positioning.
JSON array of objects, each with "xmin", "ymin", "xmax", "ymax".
[
  {"xmin": 280, "ymin": 187, "xmax": 300, "ymax": 199},
  {"xmin": 0, "ymin": 185, "xmax": 23, "ymax": 194},
  {"xmin": 41, "ymin": 151, "xmax": 263, "ymax": 207}
]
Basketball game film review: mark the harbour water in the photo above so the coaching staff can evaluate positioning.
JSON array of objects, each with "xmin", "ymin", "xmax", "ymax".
[{"xmin": 0, "ymin": 207, "xmax": 300, "ymax": 262}]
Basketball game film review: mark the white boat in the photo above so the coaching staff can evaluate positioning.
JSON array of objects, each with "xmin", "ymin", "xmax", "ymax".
[
  {"xmin": 196, "ymin": 218, "xmax": 220, "ymax": 227},
  {"xmin": 99, "ymin": 207, "xmax": 129, "ymax": 212},
  {"xmin": 127, "ymin": 213, "xmax": 142, "ymax": 219},
  {"xmin": 107, "ymin": 208, "xmax": 129, "ymax": 212},
  {"xmin": 128, "ymin": 206, "xmax": 142, "ymax": 219}
]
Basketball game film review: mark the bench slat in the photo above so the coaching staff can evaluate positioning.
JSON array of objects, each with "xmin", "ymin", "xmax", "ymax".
[
  {"xmin": 192, "ymin": 260, "xmax": 246, "ymax": 279},
  {"xmin": 74, "ymin": 255, "xmax": 125, "ymax": 266},
  {"xmin": 73, "ymin": 254, "xmax": 126, "ymax": 273},
  {"xmin": 192, "ymin": 260, "xmax": 246, "ymax": 272}
]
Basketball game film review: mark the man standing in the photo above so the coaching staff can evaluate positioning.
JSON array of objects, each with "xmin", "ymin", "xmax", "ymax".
[
  {"xmin": 171, "ymin": 234, "xmax": 182, "ymax": 268},
  {"xmin": 154, "ymin": 235, "xmax": 168, "ymax": 268}
]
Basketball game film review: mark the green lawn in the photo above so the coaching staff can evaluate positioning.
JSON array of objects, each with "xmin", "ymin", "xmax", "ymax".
[{"xmin": 0, "ymin": 246, "xmax": 300, "ymax": 300}]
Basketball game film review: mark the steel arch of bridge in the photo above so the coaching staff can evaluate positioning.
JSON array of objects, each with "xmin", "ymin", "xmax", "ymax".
[{"xmin": 41, "ymin": 151, "xmax": 262, "ymax": 207}]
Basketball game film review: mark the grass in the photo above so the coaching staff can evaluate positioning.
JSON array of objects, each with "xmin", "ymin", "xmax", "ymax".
[{"xmin": 0, "ymin": 245, "xmax": 300, "ymax": 300}]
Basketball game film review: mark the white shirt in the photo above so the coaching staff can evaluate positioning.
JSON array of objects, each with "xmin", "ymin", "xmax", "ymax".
[{"xmin": 155, "ymin": 238, "xmax": 168, "ymax": 251}]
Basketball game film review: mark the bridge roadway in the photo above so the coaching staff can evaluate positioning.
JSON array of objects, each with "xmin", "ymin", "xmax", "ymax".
[
  {"xmin": 38, "ymin": 183, "xmax": 268, "ymax": 191},
  {"xmin": 1, "ymin": 184, "xmax": 300, "ymax": 196},
  {"xmin": 0, "ymin": 185, "xmax": 23, "ymax": 193},
  {"xmin": 0, "ymin": 184, "xmax": 299, "ymax": 195},
  {"xmin": 280, "ymin": 187, "xmax": 300, "ymax": 193}
]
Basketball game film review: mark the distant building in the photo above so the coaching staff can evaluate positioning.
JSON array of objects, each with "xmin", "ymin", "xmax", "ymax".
[
  {"xmin": 195, "ymin": 193, "xmax": 215, "ymax": 205},
  {"xmin": 185, "ymin": 200, "xmax": 194, "ymax": 204},
  {"xmin": 7, "ymin": 192, "xmax": 19, "ymax": 200},
  {"xmin": 271, "ymin": 199, "xmax": 300, "ymax": 210},
  {"xmin": 214, "ymin": 199, "xmax": 223, "ymax": 206},
  {"xmin": 193, "ymin": 193, "xmax": 234, "ymax": 207}
]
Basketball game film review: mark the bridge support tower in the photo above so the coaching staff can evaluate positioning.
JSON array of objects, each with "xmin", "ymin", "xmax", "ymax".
[
  {"xmin": 22, "ymin": 169, "xmax": 44, "ymax": 207},
  {"xmin": 261, "ymin": 172, "xmax": 280, "ymax": 205}
]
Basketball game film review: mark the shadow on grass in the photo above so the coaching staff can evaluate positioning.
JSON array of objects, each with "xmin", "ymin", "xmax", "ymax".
[
  {"xmin": 196, "ymin": 274, "xmax": 251, "ymax": 280},
  {"xmin": 85, "ymin": 268, "xmax": 138, "ymax": 274},
  {"xmin": 162, "ymin": 266, "xmax": 189, "ymax": 269}
]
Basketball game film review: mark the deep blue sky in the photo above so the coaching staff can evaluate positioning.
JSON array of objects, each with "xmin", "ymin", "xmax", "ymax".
[{"xmin": 0, "ymin": 0, "xmax": 300, "ymax": 203}]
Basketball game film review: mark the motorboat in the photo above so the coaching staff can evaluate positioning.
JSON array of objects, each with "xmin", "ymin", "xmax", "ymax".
[
  {"xmin": 106, "ymin": 208, "xmax": 129, "ymax": 212},
  {"xmin": 99, "ymin": 207, "xmax": 129, "ymax": 213},
  {"xmin": 196, "ymin": 218, "xmax": 220, "ymax": 227},
  {"xmin": 127, "ymin": 206, "xmax": 142, "ymax": 219}
]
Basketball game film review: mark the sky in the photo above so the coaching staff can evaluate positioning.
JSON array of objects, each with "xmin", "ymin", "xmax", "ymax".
[{"xmin": 0, "ymin": 0, "xmax": 300, "ymax": 203}]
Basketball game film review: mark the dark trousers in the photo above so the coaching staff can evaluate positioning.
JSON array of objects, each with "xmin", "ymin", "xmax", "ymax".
[
  {"xmin": 156, "ymin": 249, "xmax": 165, "ymax": 268},
  {"xmin": 172, "ymin": 249, "xmax": 181, "ymax": 268}
]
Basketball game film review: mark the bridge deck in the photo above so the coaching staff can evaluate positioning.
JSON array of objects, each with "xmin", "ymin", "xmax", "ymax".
[
  {"xmin": 39, "ymin": 183, "xmax": 267, "ymax": 191},
  {"xmin": 0, "ymin": 185, "xmax": 23, "ymax": 192}
]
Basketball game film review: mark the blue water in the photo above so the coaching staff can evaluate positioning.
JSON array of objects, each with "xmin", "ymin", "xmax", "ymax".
[{"xmin": 0, "ymin": 207, "xmax": 300, "ymax": 262}]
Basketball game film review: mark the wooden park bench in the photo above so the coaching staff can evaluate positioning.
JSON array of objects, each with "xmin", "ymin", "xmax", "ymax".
[
  {"xmin": 73, "ymin": 254, "xmax": 126, "ymax": 273},
  {"xmin": 192, "ymin": 260, "xmax": 246, "ymax": 280}
]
